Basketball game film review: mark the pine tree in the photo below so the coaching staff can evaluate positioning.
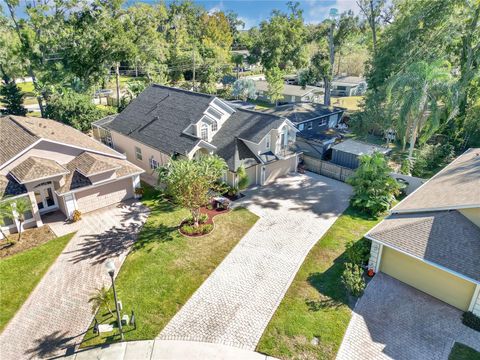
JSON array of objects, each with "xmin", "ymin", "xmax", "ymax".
[{"xmin": 0, "ymin": 77, "xmax": 27, "ymax": 116}]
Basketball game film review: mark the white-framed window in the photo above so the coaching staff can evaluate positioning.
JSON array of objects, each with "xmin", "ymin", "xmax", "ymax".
[
  {"xmin": 298, "ymin": 123, "xmax": 304, "ymax": 131},
  {"xmin": 201, "ymin": 123, "xmax": 208, "ymax": 141},
  {"xmin": 135, "ymin": 146, "xmax": 142, "ymax": 161},
  {"xmin": 266, "ymin": 134, "xmax": 270, "ymax": 149},
  {"xmin": 307, "ymin": 122, "xmax": 313, "ymax": 130},
  {"xmin": 319, "ymin": 118, "xmax": 327, "ymax": 126},
  {"xmin": 211, "ymin": 120, "xmax": 218, "ymax": 132},
  {"xmin": 150, "ymin": 157, "xmax": 159, "ymax": 170}
]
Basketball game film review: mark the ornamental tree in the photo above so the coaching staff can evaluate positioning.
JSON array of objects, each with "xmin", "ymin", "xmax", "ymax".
[
  {"xmin": 347, "ymin": 152, "xmax": 401, "ymax": 216},
  {"xmin": 158, "ymin": 155, "xmax": 227, "ymax": 227}
]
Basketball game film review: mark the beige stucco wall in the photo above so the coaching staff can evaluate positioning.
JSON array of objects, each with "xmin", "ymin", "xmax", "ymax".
[
  {"xmin": 380, "ymin": 246, "xmax": 476, "ymax": 311},
  {"xmin": 460, "ymin": 207, "xmax": 480, "ymax": 227},
  {"xmin": 109, "ymin": 131, "xmax": 170, "ymax": 178}
]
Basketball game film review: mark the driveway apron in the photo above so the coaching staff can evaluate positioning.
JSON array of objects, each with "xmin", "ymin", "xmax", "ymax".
[
  {"xmin": 158, "ymin": 173, "xmax": 352, "ymax": 350},
  {"xmin": 0, "ymin": 201, "xmax": 149, "ymax": 359}
]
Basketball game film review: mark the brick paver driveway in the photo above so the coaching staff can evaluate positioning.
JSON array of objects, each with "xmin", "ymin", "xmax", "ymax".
[
  {"xmin": 337, "ymin": 272, "xmax": 480, "ymax": 360},
  {"xmin": 0, "ymin": 201, "xmax": 149, "ymax": 360},
  {"xmin": 158, "ymin": 172, "xmax": 352, "ymax": 349}
]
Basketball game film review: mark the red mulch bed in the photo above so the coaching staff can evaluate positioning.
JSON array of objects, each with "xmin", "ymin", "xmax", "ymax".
[{"xmin": 179, "ymin": 206, "xmax": 230, "ymax": 237}]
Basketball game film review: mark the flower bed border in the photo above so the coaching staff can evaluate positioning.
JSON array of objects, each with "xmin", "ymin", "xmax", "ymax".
[{"xmin": 179, "ymin": 207, "xmax": 230, "ymax": 237}]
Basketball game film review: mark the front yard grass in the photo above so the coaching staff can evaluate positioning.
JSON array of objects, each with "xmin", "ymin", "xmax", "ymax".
[
  {"xmin": 257, "ymin": 206, "xmax": 380, "ymax": 360},
  {"xmin": 449, "ymin": 343, "xmax": 480, "ymax": 360},
  {"xmin": 81, "ymin": 185, "xmax": 258, "ymax": 347},
  {"xmin": 0, "ymin": 232, "xmax": 74, "ymax": 332}
]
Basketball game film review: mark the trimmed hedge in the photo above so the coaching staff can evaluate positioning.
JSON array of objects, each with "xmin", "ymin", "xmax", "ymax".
[{"xmin": 462, "ymin": 311, "xmax": 480, "ymax": 332}]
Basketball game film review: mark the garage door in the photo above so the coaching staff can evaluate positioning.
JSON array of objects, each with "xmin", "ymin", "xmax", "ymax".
[
  {"xmin": 75, "ymin": 178, "xmax": 133, "ymax": 214},
  {"xmin": 245, "ymin": 165, "xmax": 257, "ymax": 186},
  {"xmin": 265, "ymin": 158, "xmax": 295, "ymax": 184},
  {"xmin": 380, "ymin": 247, "xmax": 476, "ymax": 311}
]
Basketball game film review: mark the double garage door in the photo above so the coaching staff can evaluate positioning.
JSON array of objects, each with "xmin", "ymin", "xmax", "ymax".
[
  {"xmin": 264, "ymin": 157, "xmax": 297, "ymax": 185},
  {"xmin": 380, "ymin": 247, "xmax": 476, "ymax": 311},
  {"xmin": 75, "ymin": 178, "xmax": 133, "ymax": 214}
]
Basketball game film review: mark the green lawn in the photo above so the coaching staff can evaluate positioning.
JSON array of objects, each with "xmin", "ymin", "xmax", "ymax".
[
  {"xmin": 331, "ymin": 96, "xmax": 364, "ymax": 112},
  {"xmin": 17, "ymin": 81, "xmax": 35, "ymax": 96},
  {"xmin": 81, "ymin": 185, "xmax": 258, "ymax": 347},
  {"xmin": 0, "ymin": 232, "xmax": 74, "ymax": 331},
  {"xmin": 257, "ymin": 206, "xmax": 381, "ymax": 360},
  {"xmin": 449, "ymin": 343, "xmax": 480, "ymax": 360}
]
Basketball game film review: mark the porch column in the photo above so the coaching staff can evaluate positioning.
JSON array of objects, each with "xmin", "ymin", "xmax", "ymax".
[
  {"xmin": 469, "ymin": 285, "xmax": 480, "ymax": 316},
  {"xmin": 132, "ymin": 175, "xmax": 141, "ymax": 199},
  {"xmin": 27, "ymin": 192, "xmax": 43, "ymax": 228},
  {"xmin": 63, "ymin": 193, "xmax": 77, "ymax": 218},
  {"xmin": 368, "ymin": 241, "xmax": 383, "ymax": 273}
]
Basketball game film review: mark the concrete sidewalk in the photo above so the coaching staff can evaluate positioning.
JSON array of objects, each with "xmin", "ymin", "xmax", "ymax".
[{"xmin": 60, "ymin": 340, "xmax": 278, "ymax": 360}]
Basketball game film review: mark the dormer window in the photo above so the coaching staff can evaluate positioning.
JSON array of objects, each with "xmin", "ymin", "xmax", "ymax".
[
  {"xmin": 201, "ymin": 123, "xmax": 208, "ymax": 141},
  {"xmin": 211, "ymin": 120, "xmax": 218, "ymax": 132}
]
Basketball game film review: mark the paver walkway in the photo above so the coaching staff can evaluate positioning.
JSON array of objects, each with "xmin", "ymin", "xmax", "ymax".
[
  {"xmin": 0, "ymin": 201, "xmax": 149, "ymax": 360},
  {"xmin": 337, "ymin": 273, "xmax": 480, "ymax": 360},
  {"xmin": 158, "ymin": 173, "xmax": 352, "ymax": 349}
]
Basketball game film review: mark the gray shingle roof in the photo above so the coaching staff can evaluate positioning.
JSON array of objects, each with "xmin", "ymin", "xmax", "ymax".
[
  {"xmin": 10, "ymin": 156, "xmax": 68, "ymax": 183},
  {"xmin": 332, "ymin": 139, "xmax": 390, "ymax": 156},
  {"xmin": 255, "ymin": 81, "xmax": 321, "ymax": 97},
  {"xmin": 265, "ymin": 102, "xmax": 345, "ymax": 124},
  {"xmin": 392, "ymin": 148, "xmax": 480, "ymax": 212},
  {"xmin": 367, "ymin": 211, "xmax": 480, "ymax": 282},
  {"xmin": 106, "ymin": 84, "xmax": 214, "ymax": 155}
]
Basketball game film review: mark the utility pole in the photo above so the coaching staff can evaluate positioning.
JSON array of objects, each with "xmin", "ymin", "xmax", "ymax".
[
  {"xmin": 192, "ymin": 46, "xmax": 196, "ymax": 91},
  {"xmin": 115, "ymin": 63, "xmax": 120, "ymax": 110}
]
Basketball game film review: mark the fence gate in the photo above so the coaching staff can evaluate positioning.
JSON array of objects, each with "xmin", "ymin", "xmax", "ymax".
[{"xmin": 302, "ymin": 155, "xmax": 355, "ymax": 182}]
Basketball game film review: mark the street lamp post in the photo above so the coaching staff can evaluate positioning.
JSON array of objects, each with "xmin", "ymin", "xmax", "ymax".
[{"xmin": 105, "ymin": 259, "xmax": 124, "ymax": 340}]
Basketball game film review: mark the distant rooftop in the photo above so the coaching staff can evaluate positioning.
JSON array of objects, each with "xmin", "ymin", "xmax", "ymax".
[
  {"xmin": 255, "ymin": 81, "xmax": 322, "ymax": 97},
  {"xmin": 333, "ymin": 75, "xmax": 366, "ymax": 86},
  {"xmin": 265, "ymin": 102, "xmax": 345, "ymax": 124},
  {"xmin": 332, "ymin": 139, "xmax": 390, "ymax": 156}
]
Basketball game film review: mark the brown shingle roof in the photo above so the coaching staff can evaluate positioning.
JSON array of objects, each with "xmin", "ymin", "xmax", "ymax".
[
  {"xmin": 367, "ymin": 210, "xmax": 480, "ymax": 282},
  {"xmin": 7, "ymin": 116, "xmax": 124, "ymax": 159},
  {"xmin": 393, "ymin": 148, "xmax": 480, "ymax": 212},
  {"xmin": 0, "ymin": 117, "xmax": 39, "ymax": 165},
  {"xmin": 69, "ymin": 152, "xmax": 120, "ymax": 177},
  {"xmin": 10, "ymin": 156, "xmax": 68, "ymax": 184}
]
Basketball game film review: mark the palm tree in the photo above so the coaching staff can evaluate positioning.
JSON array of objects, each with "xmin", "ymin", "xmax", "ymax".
[
  {"xmin": 12, "ymin": 198, "xmax": 31, "ymax": 242},
  {"xmin": 0, "ymin": 201, "xmax": 14, "ymax": 240},
  {"xmin": 89, "ymin": 286, "xmax": 114, "ymax": 316},
  {"xmin": 387, "ymin": 60, "xmax": 456, "ymax": 159}
]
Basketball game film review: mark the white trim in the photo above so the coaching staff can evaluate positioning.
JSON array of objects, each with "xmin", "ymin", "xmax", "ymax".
[
  {"xmin": 185, "ymin": 141, "xmax": 218, "ymax": 159},
  {"xmin": 42, "ymin": 139, "xmax": 126, "ymax": 160},
  {"xmin": 0, "ymin": 139, "xmax": 42, "ymax": 170},
  {"xmin": 376, "ymin": 243, "xmax": 384, "ymax": 272},
  {"xmin": 468, "ymin": 285, "xmax": 480, "ymax": 312},
  {"xmin": 211, "ymin": 97, "xmax": 236, "ymax": 114},
  {"xmin": 10, "ymin": 170, "xmax": 70, "ymax": 185},
  {"xmin": 365, "ymin": 235, "xmax": 480, "ymax": 285}
]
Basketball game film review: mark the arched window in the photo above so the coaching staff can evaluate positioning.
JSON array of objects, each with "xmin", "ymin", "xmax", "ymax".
[
  {"xmin": 211, "ymin": 120, "xmax": 218, "ymax": 132},
  {"xmin": 200, "ymin": 123, "xmax": 208, "ymax": 141}
]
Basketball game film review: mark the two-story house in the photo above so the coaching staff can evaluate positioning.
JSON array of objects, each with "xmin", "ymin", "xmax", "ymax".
[
  {"xmin": 366, "ymin": 148, "xmax": 480, "ymax": 315},
  {"xmin": 0, "ymin": 115, "xmax": 143, "ymax": 238},
  {"xmin": 92, "ymin": 85, "xmax": 300, "ymax": 187}
]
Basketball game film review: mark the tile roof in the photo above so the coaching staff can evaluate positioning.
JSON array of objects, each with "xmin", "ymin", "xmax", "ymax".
[
  {"xmin": 0, "ymin": 116, "xmax": 39, "ymax": 165},
  {"xmin": 106, "ymin": 84, "xmax": 213, "ymax": 155},
  {"xmin": 392, "ymin": 148, "xmax": 480, "ymax": 212},
  {"xmin": 70, "ymin": 152, "xmax": 120, "ymax": 177},
  {"xmin": 332, "ymin": 139, "xmax": 390, "ymax": 156},
  {"xmin": 9, "ymin": 156, "xmax": 68, "ymax": 184},
  {"xmin": 265, "ymin": 102, "xmax": 345, "ymax": 124},
  {"xmin": 57, "ymin": 152, "xmax": 143, "ymax": 194},
  {"xmin": 367, "ymin": 211, "xmax": 480, "ymax": 282},
  {"xmin": 7, "ymin": 116, "xmax": 124, "ymax": 158}
]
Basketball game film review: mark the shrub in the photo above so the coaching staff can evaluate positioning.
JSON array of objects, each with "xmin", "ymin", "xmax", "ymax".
[
  {"xmin": 134, "ymin": 187, "xmax": 144, "ymax": 196},
  {"xmin": 411, "ymin": 143, "xmax": 455, "ymax": 178},
  {"xmin": 462, "ymin": 311, "xmax": 480, "ymax": 332},
  {"xmin": 237, "ymin": 166, "xmax": 249, "ymax": 190},
  {"xmin": 72, "ymin": 210, "xmax": 82, "ymax": 222},
  {"xmin": 227, "ymin": 186, "xmax": 239, "ymax": 197},
  {"xmin": 199, "ymin": 213, "xmax": 208, "ymax": 224},
  {"xmin": 399, "ymin": 158, "xmax": 411, "ymax": 175},
  {"xmin": 341, "ymin": 263, "xmax": 365, "ymax": 297},
  {"xmin": 200, "ymin": 224, "xmax": 213, "ymax": 234},
  {"xmin": 345, "ymin": 238, "xmax": 371, "ymax": 266},
  {"xmin": 181, "ymin": 223, "xmax": 213, "ymax": 236},
  {"xmin": 206, "ymin": 203, "xmax": 214, "ymax": 210}
]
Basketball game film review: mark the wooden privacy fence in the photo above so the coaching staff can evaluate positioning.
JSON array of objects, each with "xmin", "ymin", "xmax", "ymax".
[{"xmin": 303, "ymin": 155, "xmax": 355, "ymax": 182}]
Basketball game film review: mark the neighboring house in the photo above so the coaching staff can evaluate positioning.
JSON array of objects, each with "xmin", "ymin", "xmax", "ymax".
[
  {"xmin": 367, "ymin": 148, "xmax": 480, "ymax": 314},
  {"xmin": 0, "ymin": 115, "xmax": 143, "ymax": 239},
  {"xmin": 330, "ymin": 75, "xmax": 367, "ymax": 96},
  {"xmin": 92, "ymin": 84, "xmax": 300, "ymax": 187},
  {"xmin": 231, "ymin": 50, "xmax": 257, "ymax": 72},
  {"xmin": 254, "ymin": 80, "xmax": 322, "ymax": 104},
  {"xmin": 330, "ymin": 139, "xmax": 391, "ymax": 169},
  {"xmin": 266, "ymin": 103, "xmax": 346, "ymax": 158}
]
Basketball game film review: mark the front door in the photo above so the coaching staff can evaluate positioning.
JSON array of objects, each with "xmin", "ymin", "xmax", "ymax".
[{"xmin": 34, "ymin": 185, "xmax": 58, "ymax": 213}]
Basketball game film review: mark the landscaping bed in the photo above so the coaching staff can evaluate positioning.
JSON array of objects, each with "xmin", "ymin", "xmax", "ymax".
[
  {"xmin": 257, "ymin": 206, "xmax": 381, "ymax": 360},
  {"xmin": 81, "ymin": 185, "xmax": 258, "ymax": 347},
  {"xmin": 179, "ymin": 205, "xmax": 229, "ymax": 237},
  {"xmin": 0, "ymin": 226, "xmax": 56, "ymax": 259},
  {"xmin": 0, "ymin": 232, "xmax": 74, "ymax": 331}
]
